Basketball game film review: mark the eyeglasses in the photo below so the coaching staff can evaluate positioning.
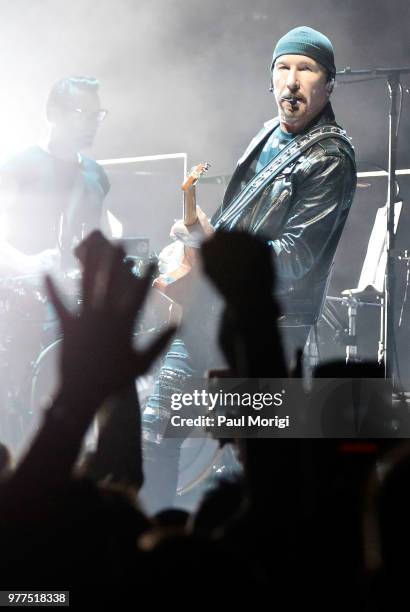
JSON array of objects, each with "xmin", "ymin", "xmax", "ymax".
[{"xmin": 69, "ymin": 108, "xmax": 108, "ymax": 122}]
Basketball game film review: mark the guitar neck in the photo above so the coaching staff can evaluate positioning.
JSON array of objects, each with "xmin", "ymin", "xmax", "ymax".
[
  {"xmin": 181, "ymin": 162, "xmax": 210, "ymax": 226},
  {"xmin": 183, "ymin": 187, "xmax": 198, "ymax": 226}
]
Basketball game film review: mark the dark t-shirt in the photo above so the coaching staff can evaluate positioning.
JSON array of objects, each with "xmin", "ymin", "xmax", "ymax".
[
  {"xmin": 255, "ymin": 125, "xmax": 295, "ymax": 173},
  {"xmin": 0, "ymin": 146, "xmax": 110, "ymax": 262}
]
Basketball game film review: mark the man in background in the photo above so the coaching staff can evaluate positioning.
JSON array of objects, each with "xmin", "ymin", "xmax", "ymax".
[
  {"xmin": 0, "ymin": 75, "xmax": 109, "ymax": 275},
  {"xmin": 0, "ymin": 76, "xmax": 109, "ymax": 452}
]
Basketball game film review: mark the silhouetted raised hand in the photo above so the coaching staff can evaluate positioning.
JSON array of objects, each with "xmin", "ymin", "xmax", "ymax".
[
  {"xmin": 47, "ymin": 230, "xmax": 175, "ymax": 412},
  {"xmin": 3, "ymin": 231, "xmax": 175, "ymax": 499},
  {"xmin": 201, "ymin": 230, "xmax": 286, "ymax": 378}
]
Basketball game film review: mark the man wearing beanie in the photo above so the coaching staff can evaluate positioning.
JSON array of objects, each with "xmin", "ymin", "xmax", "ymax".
[
  {"xmin": 169, "ymin": 25, "xmax": 356, "ymax": 362},
  {"xmin": 211, "ymin": 25, "xmax": 357, "ymax": 362},
  {"xmin": 142, "ymin": 27, "xmax": 357, "ymax": 511}
]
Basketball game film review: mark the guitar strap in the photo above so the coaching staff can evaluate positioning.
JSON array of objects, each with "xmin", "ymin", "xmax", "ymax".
[{"xmin": 214, "ymin": 124, "xmax": 353, "ymax": 230}]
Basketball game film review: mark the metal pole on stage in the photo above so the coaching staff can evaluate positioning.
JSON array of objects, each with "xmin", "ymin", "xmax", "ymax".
[{"xmin": 337, "ymin": 66, "xmax": 410, "ymax": 383}]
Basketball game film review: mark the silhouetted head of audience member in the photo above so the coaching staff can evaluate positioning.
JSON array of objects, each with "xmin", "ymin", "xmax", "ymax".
[
  {"xmin": 0, "ymin": 443, "xmax": 12, "ymax": 479},
  {"xmin": 153, "ymin": 508, "xmax": 190, "ymax": 530},
  {"xmin": 192, "ymin": 476, "xmax": 244, "ymax": 534}
]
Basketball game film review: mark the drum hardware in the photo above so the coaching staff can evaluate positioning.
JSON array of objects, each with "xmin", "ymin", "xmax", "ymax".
[
  {"xmin": 398, "ymin": 250, "xmax": 410, "ymax": 262},
  {"xmin": 124, "ymin": 255, "xmax": 147, "ymax": 278},
  {"xmin": 113, "ymin": 237, "xmax": 150, "ymax": 272},
  {"xmin": 0, "ymin": 275, "xmax": 53, "ymax": 323},
  {"xmin": 326, "ymin": 288, "xmax": 383, "ymax": 364},
  {"xmin": 176, "ymin": 443, "xmax": 241, "ymax": 497},
  {"xmin": 398, "ymin": 250, "xmax": 410, "ymax": 327}
]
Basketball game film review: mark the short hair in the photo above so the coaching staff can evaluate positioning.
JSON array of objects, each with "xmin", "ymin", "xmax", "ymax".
[{"xmin": 46, "ymin": 75, "xmax": 100, "ymax": 118}]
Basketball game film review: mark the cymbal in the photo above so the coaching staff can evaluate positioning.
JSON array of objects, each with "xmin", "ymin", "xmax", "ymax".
[{"xmin": 340, "ymin": 285, "xmax": 383, "ymax": 304}]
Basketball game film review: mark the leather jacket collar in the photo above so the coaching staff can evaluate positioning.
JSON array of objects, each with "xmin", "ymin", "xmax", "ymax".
[{"xmin": 237, "ymin": 101, "xmax": 336, "ymax": 168}]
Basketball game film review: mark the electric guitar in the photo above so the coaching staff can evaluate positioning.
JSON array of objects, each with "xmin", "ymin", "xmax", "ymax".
[{"xmin": 152, "ymin": 162, "xmax": 211, "ymax": 309}]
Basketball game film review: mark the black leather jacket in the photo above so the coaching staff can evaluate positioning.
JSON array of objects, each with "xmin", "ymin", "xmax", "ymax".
[{"xmin": 212, "ymin": 103, "xmax": 357, "ymax": 324}]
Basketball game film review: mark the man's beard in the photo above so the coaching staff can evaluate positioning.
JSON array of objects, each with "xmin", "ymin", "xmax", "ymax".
[{"xmin": 279, "ymin": 104, "xmax": 302, "ymax": 123}]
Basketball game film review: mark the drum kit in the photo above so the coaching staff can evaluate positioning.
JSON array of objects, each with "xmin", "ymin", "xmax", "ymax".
[{"xmin": 0, "ymin": 270, "xmax": 79, "ymax": 455}]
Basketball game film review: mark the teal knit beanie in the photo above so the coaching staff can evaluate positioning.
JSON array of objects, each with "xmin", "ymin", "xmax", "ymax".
[{"xmin": 271, "ymin": 26, "xmax": 336, "ymax": 78}]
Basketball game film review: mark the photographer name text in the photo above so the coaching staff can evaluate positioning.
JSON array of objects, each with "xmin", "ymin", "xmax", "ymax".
[{"xmin": 170, "ymin": 414, "xmax": 290, "ymax": 429}]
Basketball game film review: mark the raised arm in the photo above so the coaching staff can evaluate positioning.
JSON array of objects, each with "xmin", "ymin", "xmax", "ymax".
[{"xmin": 2, "ymin": 231, "xmax": 175, "ymax": 502}]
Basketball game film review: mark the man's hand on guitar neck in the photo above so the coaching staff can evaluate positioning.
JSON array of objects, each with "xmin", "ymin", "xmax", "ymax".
[{"xmin": 170, "ymin": 205, "xmax": 214, "ymax": 248}]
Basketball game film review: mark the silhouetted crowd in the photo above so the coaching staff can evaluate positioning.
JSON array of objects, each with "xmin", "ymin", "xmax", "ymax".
[{"xmin": 0, "ymin": 229, "xmax": 407, "ymax": 610}]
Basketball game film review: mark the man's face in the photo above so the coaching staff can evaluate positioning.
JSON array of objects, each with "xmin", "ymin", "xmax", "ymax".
[
  {"xmin": 53, "ymin": 87, "xmax": 105, "ymax": 151},
  {"xmin": 272, "ymin": 54, "xmax": 330, "ymax": 132}
]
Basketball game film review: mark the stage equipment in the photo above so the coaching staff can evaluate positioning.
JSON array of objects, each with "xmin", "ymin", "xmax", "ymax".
[{"xmin": 337, "ymin": 65, "xmax": 410, "ymax": 383}]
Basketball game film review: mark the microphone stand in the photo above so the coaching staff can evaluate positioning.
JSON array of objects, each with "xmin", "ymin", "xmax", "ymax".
[{"xmin": 337, "ymin": 65, "xmax": 410, "ymax": 384}]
